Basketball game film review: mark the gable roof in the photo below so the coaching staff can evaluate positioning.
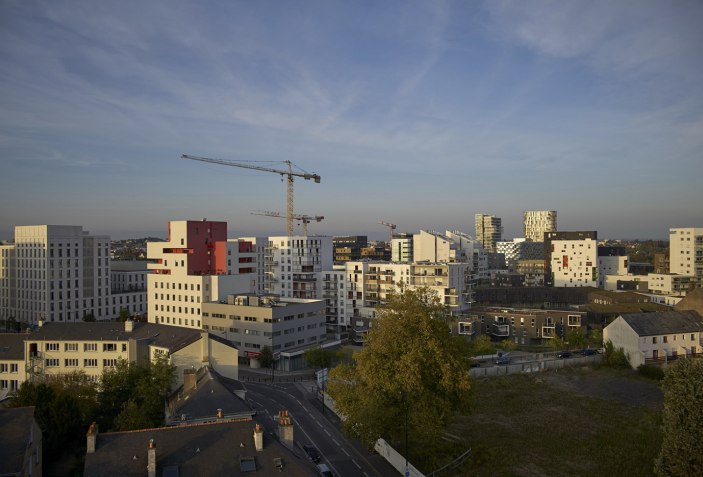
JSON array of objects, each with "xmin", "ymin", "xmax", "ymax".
[
  {"xmin": 0, "ymin": 333, "xmax": 27, "ymax": 360},
  {"xmin": 618, "ymin": 310, "xmax": 703, "ymax": 336},
  {"xmin": 83, "ymin": 418, "xmax": 314, "ymax": 477},
  {"xmin": 0, "ymin": 407, "xmax": 36, "ymax": 474}
]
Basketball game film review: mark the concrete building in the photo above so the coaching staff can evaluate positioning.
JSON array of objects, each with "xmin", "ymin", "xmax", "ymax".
[
  {"xmin": 147, "ymin": 220, "xmax": 256, "ymax": 330},
  {"xmin": 523, "ymin": 210, "xmax": 557, "ymax": 242},
  {"xmin": 332, "ymin": 236, "xmax": 367, "ymax": 263},
  {"xmin": 0, "ymin": 333, "xmax": 26, "ymax": 400},
  {"xmin": 264, "ymin": 236, "xmax": 333, "ymax": 300},
  {"xmin": 669, "ymin": 227, "xmax": 703, "ymax": 288},
  {"xmin": 459, "ymin": 307, "xmax": 586, "ymax": 346},
  {"xmin": 544, "ymin": 231, "xmax": 598, "ymax": 287},
  {"xmin": 603, "ymin": 310, "xmax": 703, "ymax": 368},
  {"xmin": 597, "ymin": 246, "xmax": 629, "ymax": 289},
  {"xmin": 497, "ymin": 238, "xmax": 544, "ymax": 271},
  {"xmin": 475, "ymin": 214, "xmax": 503, "ymax": 253},
  {"xmin": 391, "ymin": 233, "xmax": 413, "ymax": 262},
  {"xmin": 322, "ymin": 266, "xmax": 348, "ymax": 341},
  {"xmin": 0, "ymin": 407, "xmax": 42, "ymax": 477},
  {"xmin": 110, "ymin": 260, "xmax": 148, "ymax": 318},
  {"xmin": 0, "ymin": 225, "xmax": 114, "ymax": 323},
  {"xmin": 23, "ymin": 320, "xmax": 238, "ymax": 387},
  {"xmin": 202, "ymin": 293, "xmax": 326, "ymax": 370},
  {"xmin": 646, "ymin": 273, "xmax": 694, "ymax": 296},
  {"xmin": 515, "ymin": 259, "xmax": 546, "ymax": 287}
]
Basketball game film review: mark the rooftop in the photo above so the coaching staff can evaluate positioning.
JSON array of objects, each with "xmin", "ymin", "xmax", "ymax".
[
  {"xmin": 0, "ymin": 333, "xmax": 27, "ymax": 360},
  {"xmin": 618, "ymin": 310, "xmax": 703, "ymax": 336},
  {"xmin": 0, "ymin": 407, "xmax": 37, "ymax": 475}
]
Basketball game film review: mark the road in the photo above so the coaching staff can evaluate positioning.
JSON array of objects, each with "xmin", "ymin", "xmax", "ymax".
[{"xmin": 241, "ymin": 379, "xmax": 396, "ymax": 477}]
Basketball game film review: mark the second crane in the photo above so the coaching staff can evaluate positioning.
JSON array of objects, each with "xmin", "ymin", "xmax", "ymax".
[{"xmin": 182, "ymin": 154, "xmax": 321, "ymax": 236}]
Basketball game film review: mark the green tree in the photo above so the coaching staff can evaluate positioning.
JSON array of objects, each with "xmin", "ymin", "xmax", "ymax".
[
  {"xmin": 82, "ymin": 312, "xmax": 96, "ymax": 322},
  {"xmin": 468, "ymin": 335, "xmax": 496, "ymax": 357},
  {"xmin": 118, "ymin": 307, "xmax": 131, "ymax": 322},
  {"xmin": 548, "ymin": 336, "xmax": 568, "ymax": 351},
  {"xmin": 587, "ymin": 329, "xmax": 603, "ymax": 349},
  {"xmin": 602, "ymin": 340, "xmax": 630, "ymax": 368},
  {"xmin": 655, "ymin": 358, "xmax": 703, "ymax": 476},
  {"xmin": 304, "ymin": 345, "xmax": 342, "ymax": 370},
  {"xmin": 98, "ymin": 357, "xmax": 175, "ymax": 431},
  {"xmin": 259, "ymin": 345, "xmax": 273, "ymax": 369},
  {"xmin": 565, "ymin": 329, "xmax": 586, "ymax": 348},
  {"xmin": 327, "ymin": 288, "xmax": 471, "ymax": 468},
  {"xmin": 499, "ymin": 339, "xmax": 517, "ymax": 352}
]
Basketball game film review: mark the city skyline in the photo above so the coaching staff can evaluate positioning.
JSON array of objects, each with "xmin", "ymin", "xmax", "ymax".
[{"xmin": 1, "ymin": 1, "xmax": 702, "ymax": 241}]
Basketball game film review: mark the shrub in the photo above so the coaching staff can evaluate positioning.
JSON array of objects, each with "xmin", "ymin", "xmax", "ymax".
[{"xmin": 637, "ymin": 364, "xmax": 665, "ymax": 381}]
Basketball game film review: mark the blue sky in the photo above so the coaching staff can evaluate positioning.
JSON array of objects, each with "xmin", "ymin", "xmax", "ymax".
[{"xmin": 1, "ymin": 0, "xmax": 701, "ymax": 241}]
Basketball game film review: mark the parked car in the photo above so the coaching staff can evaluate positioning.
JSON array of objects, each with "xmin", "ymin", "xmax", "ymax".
[
  {"xmin": 303, "ymin": 444, "xmax": 321, "ymax": 463},
  {"xmin": 317, "ymin": 464, "xmax": 334, "ymax": 477},
  {"xmin": 557, "ymin": 351, "xmax": 572, "ymax": 359},
  {"xmin": 495, "ymin": 356, "xmax": 511, "ymax": 365},
  {"xmin": 469, "ymin": 361, "xmax": 481, "ymax": 368},
  {"xmin": 581, "ymin": 348, "xmax": 598, "ymax": 356}
]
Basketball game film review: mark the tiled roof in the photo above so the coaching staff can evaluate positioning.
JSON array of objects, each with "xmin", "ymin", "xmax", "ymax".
[
  {"xmin": 619, "ymin": 310, "xmax": 703, "ymax": 336},
  {"xmin": 0, "ymin": 333, "xmax": 27, "ymax": 360},
  {"xmin": 0, "ymin": 407, "xmax": 36, "ymax": 474}
]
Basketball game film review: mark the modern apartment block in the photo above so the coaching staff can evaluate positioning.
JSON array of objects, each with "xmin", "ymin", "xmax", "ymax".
[
  {"xmin": 516, "ymin": 259, "xmax": 546, "ymax": 286},
  {"xmin": 110, "ymin": 260, "xmax": 147, "ymax": 317},
  {"xmin": 646, "ymin": 273, "xmax": 693, "ymax": 296},
  {"xmin": 597, "ymin": 246, "xmax": 629, "ymax": 288},
  {"xmin": 147, "ymin": 220, "xmax": 256, "ymax": 330},
  {"xmin": 544, "ymin": 231, "xmax": 598, "ymax": 287},
  {"xmin": 458, "ymin": 307, "xmax": 587, "ymax": 345},
  {"xmin": 201, "ymin": 293, "xmax": 326, "ymax": 370},
  {"xmin": 263, "ymin": 236, "xmax": 333, "ymax": 299},
  {"xmin": 669, "ymin": 227, "xmax": 703, "ymax": 288},
  {"xmin": 322, "ymin": 266, "xmax": 348, "ymax": 341},
  {"xmin": 497, "ymin": 238, "xmax": 544, "ymax": 271},
  {"xmin": 332, "ymin": 235, "xmax": 367, "ymax": 263},
  {"xmin": 475, "ymin": 214, "xmax": 503, "ymax": 253},
  {"xmin": 391, "ymin": 233, "xmax": 413, "ymax": 262},
  {"xmin": 523, "ymin": 210, "xmax": 557, "ymax": 242},
  {"xmin": 0, "ymin": 225, "xmax": 113, "ymax": 323}
]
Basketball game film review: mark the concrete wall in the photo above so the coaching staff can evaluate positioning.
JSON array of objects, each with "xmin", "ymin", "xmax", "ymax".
[{"xmin": 469, "ymin": 354, "xmax": 602, "ymax": 378}]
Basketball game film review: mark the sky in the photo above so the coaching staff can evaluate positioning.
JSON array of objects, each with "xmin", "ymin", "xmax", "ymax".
[{"xmin": 1, "ymin": 0, "xmax": 702, "ymax": 241}]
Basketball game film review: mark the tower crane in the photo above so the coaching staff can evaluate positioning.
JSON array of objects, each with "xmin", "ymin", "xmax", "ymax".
[
  {"xmin": 182, "ymin": 154, "xmax": 321, "ymax": 236},
  {"xmin": 251, "ymin": 211, "xmax": 324, "ymax": 236},
  {"xmin": 378, "ymin": 220, "xmax": 397, "ymax": 244}
]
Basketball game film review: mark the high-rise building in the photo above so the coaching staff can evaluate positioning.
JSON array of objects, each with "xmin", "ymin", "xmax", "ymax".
[
  {"xmin": 147, "ymin": 220, "xmax": 256, "ymax": 330},
  {"xmin": 669, "ymin": 228, "xmax": 703, "ymax": 289},
  {"xmin": 597, "ymin": 246, "xmax": 629, "ymax": 289},
  {"xmin": 544, "ymin": 231, "xmax": 598, "ymax": 287},
  {"xmin": 523, "ymin": 210, "xmax": 557, "ymax": 242},
  {"xmin": 475, "ymin": 214, "xmax": 503, "ymax": 253},
  {"xmin": 332, "ymin": 236, "xmax": 367, "ymax": 263},
  {"xmin": 1, "ymin": 225, "xmax": 112, "ymax": 323},
  {"xmin": 264, "ymin": 236, "xmax": 333, "ymax": 299},
  {"xmin": 391, "ymin": 233, "xmax": 413, "ymax": 262}
]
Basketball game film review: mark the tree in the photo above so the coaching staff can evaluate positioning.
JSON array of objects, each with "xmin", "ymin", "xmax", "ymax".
[
  {"xmin": 587, "ymin": 329, "xmax": 603, "ymax": 349},
  {"xmin": 565, "ymin": 329, "xmax": 586, "ymax": 348},
  {"xmin": 304, "ymin": 345, "xmax": 342, "ymax": 370},
  {"xmin": 259, "ymin": 345, "xmax": 273, "ymax": 369},
  {"xmin": 548, "ymin": 336, "xmax": 568, "ymax": 351},
  {"xmin": 118, "ymin": 307, "xmax": 131, "ymax": 322},
  {"xmin": 499, "ymin": 339, "xmax": 517, "ymax": 352},
  {"xmin": 82, "ymin": 312, "xmax": 96, "ymax": 322},
  {"xmin": 655, "ymin": 358, "xmax": 703, "ymax": 476},
  {"xmin": 327, "ymin": 287, "xmax": 471, "ymax": 467},
  {"xmin": 468, "ymin": 335, "xmax": 496, "ymax": 357},
  {"xmin": 602, "ymin": 340, "xmax": 630, "ymax": 368}
]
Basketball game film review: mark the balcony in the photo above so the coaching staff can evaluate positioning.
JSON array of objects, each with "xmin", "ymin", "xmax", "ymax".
[
  {"xmin": 542, "ymin": 325, "xmax": 556, "ymax": 338},
  {"xmin": 490, "ymin": 323, "xmax": 510, "ymax": 337}
]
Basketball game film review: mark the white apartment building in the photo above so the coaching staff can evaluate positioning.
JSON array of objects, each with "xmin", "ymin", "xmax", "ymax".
[
  {"xmin": 322, "ymin": 266, "xmax": 348, "ymax": 341},
  {"xmin": 475, "ymin": 214, "xmax": 503, "ymax": 253},
  {"xmin": 646, "ymin": 273, "xmax": 693, "ymax": 296},
  {"xmin": 147, "ymin": 220, "xmax": 256, "ymax": 330},
  {"xmin": 391, "ymin": 233, "xmax": 413, "ymax": 263},
  {"xmin": 1, "ymin": 225, "xmax": 112, "ymax": 323},
  {"xmin": 550, "ymin": 238, "xmax": 598, "ymax": 287},
  {"xmin": 264, "ymin": 236, "xmax": 333, "ymax": 299},
  {"xmin": 345, "ymin": 260, "xmax": 472, "ymax": 331},
  {"xmin": 202, "ymin": 293, "xmax": 326, "ymax": 370},
  {"xmin": 597, "ymin": 246, "xmax": 629, "ymax": 288},
  {"xmin": 110, "ymin": 260, "xmax": 148, "ymax": 317},
  {"xmin": 523, "ymin": 210, "xmax": 557, "ymax": 242},
  {"xmin": 669, "ymin": 227, "xmax": 703, "ymax": 288}
]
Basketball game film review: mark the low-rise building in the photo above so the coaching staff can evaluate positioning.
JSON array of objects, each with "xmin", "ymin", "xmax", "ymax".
[
  {"xmin": 0, "ymin": 333, "xmax": 26, "ymax": 401},
  {"xmin": 202, "ymin": 293, "xmax": 326, "ymax": 371},
  {"xmin": 603, "ymin": 310, "xmax": 703, "ymax": 368},
  {"xmin": 0, "ymin": 407, "xmax": 42, "ymax": 477},
  {"xmin": 646, "ymin": 273, "xmax": 694, "ymax": 296}
]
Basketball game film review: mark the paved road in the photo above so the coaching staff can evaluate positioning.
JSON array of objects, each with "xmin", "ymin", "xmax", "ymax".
[{"xmin": 242, "ymin": 379, "xmax": 397, "ymax": 477}]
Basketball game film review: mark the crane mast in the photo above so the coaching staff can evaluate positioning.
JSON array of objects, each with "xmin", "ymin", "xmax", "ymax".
[
  {"xmin": 378, "ymin": 220, "xmax": 397, "ymax": 244},
  {"xmin": 182, "ymin": 154, "xmax": 321, "ymax": 236}
]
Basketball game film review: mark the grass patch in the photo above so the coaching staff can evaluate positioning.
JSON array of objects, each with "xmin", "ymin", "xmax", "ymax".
[{"xmin": 422, "ymin": 369, "xmax": 662, "ymax": 476}]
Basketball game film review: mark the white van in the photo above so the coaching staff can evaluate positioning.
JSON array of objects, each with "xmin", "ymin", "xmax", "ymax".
[{"xmin": 317, "ymin": 463, "xmax": 334, "ymax": 477}]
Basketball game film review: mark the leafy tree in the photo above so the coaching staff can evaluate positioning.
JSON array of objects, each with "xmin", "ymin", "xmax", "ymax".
[
  {"xmin": 499, "ymin": 339, "xmax": 517, "ymax": 352},
  {"xmin": 587, "ymin": 329, "xmax": 603, "ymax": 349},
  {"xmin": 259, "ymin": 345, "xmax": 273, "ymax": 369},
  {"xmin": 98, "ymin": 357, "xmax": 175, "ymax": 431},
  {"xmin": 327, "ymin": 287, "xmax": 472, "ymax": 467},
  {"xmin": 655, "ymin": 358, "xmax": 703, "ymax": 476},
  {"xmin": 118, "ymin": 307, "xmax": 131, "ymax": 322},
  {"xmin": 548, "ymin": 336, "xmax": 568, "ymax": 351},
  {"xmin": 565, "ymin": 329, "xmax": 586, "ymax": 348},
  {"xmin": 468, "ymin": 335, "xmax": 496, "ymax": 357},
  {"xmin": 304, "ymin": 345, "xmax": 342, "ymax": 370},
  {"xmin": 602, "ymin": 340, "xmax": 630, "ymax": 368}
]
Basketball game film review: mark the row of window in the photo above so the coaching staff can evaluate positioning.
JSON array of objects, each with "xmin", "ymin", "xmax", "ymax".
[
  {"xmin": 651, "ymin": 334, "xmax": 697, "ymax": 344},
  {"xmin": 156, "ymin": 316, "xmax": 201, "ymax": 327},
  {"xmin": 44, "ymin": 342, "xmax": 126, "ymax": 352},
  {"xmin": 46, "ymin": 358, "xmax": 117, "ymax": 367},
  {"xmin": 0, "ymin": 363, "xmax": 19, "ymax": 373}
]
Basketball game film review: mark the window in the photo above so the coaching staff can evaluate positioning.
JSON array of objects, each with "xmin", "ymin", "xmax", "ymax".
[
  {"xmin": 46, "ymin": 343, "xmax": 59, "ymax": 351},
  {"xmin": 84, "ymin": 343, "xmax": 97, "ymax": 352},
  {"xmin": 103, "ymin": 359, "xmax": 118, "ymax": 367},
  {"xmin": 84, "ymin": 359, "xmax": 98, "ymax": 367},
  {"xmin": 103, "ymin": 343, "xmax": 117, "ymax": 352},
  {"xmin": 65, "ymin": 358, "xmax": 78, "ymax": 367},
  {"xmin": 663, "ymin": 336, "xmax": 668, "ymax": 343},
  {"xmin": 46, "ymin": 358, "xmax": 59, "ymax": 367},
  {"xmin": 652, "ymin": 337, "xmax": 657, "ymax": 344},
  {"xmin": 65, "ymin": 343, "xmax": 78, "ymax": 352}
]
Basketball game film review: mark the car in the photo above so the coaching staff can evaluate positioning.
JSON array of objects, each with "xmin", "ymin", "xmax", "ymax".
[
  {"xmin": 581, "ymin": 348, "xmax": 598, "ymax": 356},
  {"xmin": 469, "ymin": 361, "xmax": 481, "ymax": 368},
  {"xmin": 495, "ymin": 356, "xmax": 511, "ymax": 365},
  {"xmin": 302, "ymin": 444, "xmax": 321, "ymax": 463},
  {"xmin": 557, "ymin": 351, "xmax": 572, "ymax": 359},
  {"xmin": 317, "ymin": 463, "xmax": 334, "ymax": 477}
]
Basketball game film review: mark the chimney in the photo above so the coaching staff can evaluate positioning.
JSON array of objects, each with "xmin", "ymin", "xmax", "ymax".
[
  {"xmin": 183, "ymin": 368, "xmax": 196, "ymax": 393},
  {"xmin": 217, "ymin": 408, "xmax": 223, "ymax": 419},
  {"xmin": 86, "ymin": 422, "xmax": 98, "ymax": 454},
  {"xmin": 124, "ymin": 319, "xmax": 134, "ymax": 332},
  {"xmin": 277, "ymin": 410, "xmax": 294, "ymax": 448},
  {"xmin": 37, "ymin": 320, "xmax": 44, "ymax": 328},
  {"xmin": 253, "ymin": 424, "xmax": 264, "ymax": 451},
  {"xmin": 147, "ymin": 439, "xmax": 156, "ymax": 477}
]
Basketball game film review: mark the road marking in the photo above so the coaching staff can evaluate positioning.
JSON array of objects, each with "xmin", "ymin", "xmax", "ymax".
[
  {"xmin": 352, "ymin": 459, "xmax": 361, "ymax": 469},
  {"xmin": 342, "ymin": 449, "xmax": 350, "ymax": 457},
  {"xmin": 364, "ymin": 473, "xmax": 370, "ymax": 477},
  {"xmin": 317, "ymin": 420, "xmax": 324, "ymax": 428},
  {"xmin": 332, "ymin": 438, "xmax": 340, "ymax": 446},
  {"xmin": 324, "ymin": 429, "xmax": 331, "ymax": 436}
]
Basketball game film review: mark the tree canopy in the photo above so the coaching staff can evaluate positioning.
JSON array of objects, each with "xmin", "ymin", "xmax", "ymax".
[
  {"xmin": 327, "ymin": 287, "xmax": 471, "ymax": 466},
  {"xmin": 655, "ymin": 358, "xmax": 703, "ymax": 476},
  {"xmin": 304, "ymin": 345, "xmax": 342, "ymax": 370}
]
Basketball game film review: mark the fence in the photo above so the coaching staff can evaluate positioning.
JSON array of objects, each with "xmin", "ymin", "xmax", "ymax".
[{"xmin": 470, "ymin": 354, "xmax": 602, "ymax": 378}]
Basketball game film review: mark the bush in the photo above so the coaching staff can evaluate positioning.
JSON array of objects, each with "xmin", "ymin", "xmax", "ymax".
[
  {"xmin": 637, "ymin": 364, "xmax": 665, "ymax": 381},
  {"xmin": 602, "ymin": 340, "xmax": 630, "ymax": 369}
]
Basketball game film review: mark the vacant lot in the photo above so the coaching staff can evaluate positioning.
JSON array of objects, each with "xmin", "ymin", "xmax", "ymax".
[{"xmin": 443, "ymin": 367, "xmax": 663, "ymax": 477}]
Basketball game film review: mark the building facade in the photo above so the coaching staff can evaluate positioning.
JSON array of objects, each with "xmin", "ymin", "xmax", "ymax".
[
  {"xmin": 391, "ymin": 233, "xmax": 413, "ymax": 263},
  {"xmin": 544, "ymin": 231, "xmax": 598, "ymax": 287},
  {"xmin": 263, "ymin": 236, "xmax": 333, "ymax": 299},
  {"xmin": 597, "ymin": 246, "xmax": 629, "ymax": 289},
  {"xmin": 523, "ymin": 210, "xmax": 557, "ymax": 242},
  {"xmin": 669, "ymin": 227, "xmax": 703, "ymax": 289},
  {"xmin": 332, "ymin": 236, "xmax": 367, "ymax": 263},
  {"xmin": 475, "ymin": 214, "xmax": 503, "ymax": 253}
]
